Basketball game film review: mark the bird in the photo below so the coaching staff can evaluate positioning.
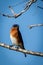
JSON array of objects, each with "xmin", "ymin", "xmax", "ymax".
[{"xmin": 10, "ymin": 24, "xmax": 26, "ymax": 57}]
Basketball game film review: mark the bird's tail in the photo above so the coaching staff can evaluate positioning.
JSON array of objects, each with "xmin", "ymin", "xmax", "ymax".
[
  {"xmin": 20, "ymin": 47, "xmax": 27, "ymax": 57},
  {"xmin": 23, "ymin": 47, "xmax": 27, "ymax": 57},
  {"xmin": 24, "ymin": 53, "xmax": 27, "ymax": 57}
]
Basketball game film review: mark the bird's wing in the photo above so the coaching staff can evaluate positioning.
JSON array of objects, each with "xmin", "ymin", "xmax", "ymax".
[{"xmin": 18, "ymin": 30, "xmax": 25, "ymax": 49}]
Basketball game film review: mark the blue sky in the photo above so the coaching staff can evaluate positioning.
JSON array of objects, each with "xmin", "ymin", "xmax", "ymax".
[{"xmin": 0, "ymin": 0, "xmax": 43, "ymax": 65}]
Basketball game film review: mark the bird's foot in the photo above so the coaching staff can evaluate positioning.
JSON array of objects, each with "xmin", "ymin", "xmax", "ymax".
[
  {"xmin": 10, "ymin": 45, "xmax": 14, "ymax": 47},
  {"xmin": 15, "ymin": 46, "xmax": 19, "ymax": 49}
]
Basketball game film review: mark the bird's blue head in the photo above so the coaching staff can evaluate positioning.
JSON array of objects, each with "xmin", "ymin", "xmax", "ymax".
[{"xmin": 12, "ymin": 24, "xmax": 19, "ymax": 29}]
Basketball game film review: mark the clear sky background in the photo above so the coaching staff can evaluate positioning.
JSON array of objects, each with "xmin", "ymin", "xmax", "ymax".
[{"xmin": 0, "ymin": 0, "xmax": 43, "ymax": 65}]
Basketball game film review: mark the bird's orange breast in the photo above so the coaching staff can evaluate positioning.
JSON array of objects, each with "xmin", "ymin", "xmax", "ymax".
[
  {"xmin": 10, "ymin": 28, "xmax": 21, "ymax": 44},
  {"xmin": 10, "ymin": 28, "xmax": 18, "ymax": 38}
]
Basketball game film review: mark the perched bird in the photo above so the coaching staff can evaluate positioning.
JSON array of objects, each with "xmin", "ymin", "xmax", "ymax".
[{"xmin": 10, "ymin": 24, "xmax": 26, "ymax": 57}]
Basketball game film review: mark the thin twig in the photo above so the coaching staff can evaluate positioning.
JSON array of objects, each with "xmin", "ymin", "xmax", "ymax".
[
  {"xmin": 0, "ymin": 43, "xmax": 43, "ymax": 57},
  {"xmin": 29, "ymin": 24, "xmax": 43, "ymax": 29},
  {"xmin": 37, "ymin": 6, "xmax": 43, "ymax": 9},
  {"xmin": 0, "ymin": 0, "xmax": 37, "ymax": 18}
]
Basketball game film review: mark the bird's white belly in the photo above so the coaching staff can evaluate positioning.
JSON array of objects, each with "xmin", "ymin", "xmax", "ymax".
[{"xmin": 10, "ymin": 35, "xmax": 18, "ymax": 45}]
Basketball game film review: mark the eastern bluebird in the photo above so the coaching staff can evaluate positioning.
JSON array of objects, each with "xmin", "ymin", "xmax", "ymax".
[{"xmin": 10, "ymin": 24, "xmax": 26, "ymax": 57}]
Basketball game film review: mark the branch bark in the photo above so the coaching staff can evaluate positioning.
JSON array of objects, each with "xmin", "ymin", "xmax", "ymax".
[
  {"xmin": 0, "ymin": 43, "xmax": 43, "ymax": 57},
  {"xmin": 0, "ymin": 0, "xmax": 37, "ymax": 18},
  {"xmin": 29, "ymin": 24, "xmax": 43, "ymax": 29}
]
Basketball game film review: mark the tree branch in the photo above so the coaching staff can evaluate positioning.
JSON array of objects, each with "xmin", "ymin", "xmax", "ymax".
[
  {"xmin": 37, "ymin": 6, "xmax": 43, "ymax": 9},
  {"xmin": 0, "ymin": 0, "xmax": 37, "ymax": 18},
  {"xmin": 0, "ymin": 43, "xmax": 43, "ymax": 57},
  {"xmin": 29, "ymin": 24, "xmax": 43, "ymax": 29}
]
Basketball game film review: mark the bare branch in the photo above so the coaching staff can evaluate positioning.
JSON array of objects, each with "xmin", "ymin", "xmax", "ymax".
[
  {"xmin": 0, "ymin": 13, "xmax": 15, "ymax": 18},
  {"xmin": 0, "ymin": 0, "xmax": 37, "ymax": 18},
  {"xmin": 0, "ymin": 42, "xmax": 43, "ymax": 57},
  {"xmin": 37, "ymin": 6, "xmax": 43, "ymax": 9},
  {"xmin": 29, "ymin": 24, "xmax": 43, "ymax": 29}
]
